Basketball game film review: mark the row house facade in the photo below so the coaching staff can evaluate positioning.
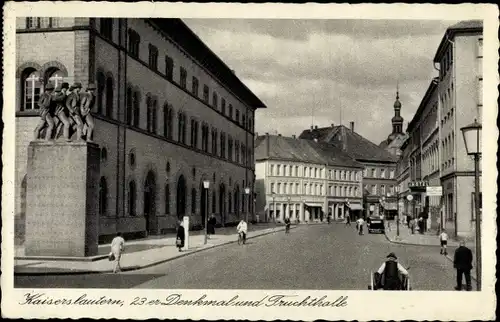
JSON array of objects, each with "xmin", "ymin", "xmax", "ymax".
[
  {"xmin": 254, "ymin": 134, "xmax": 364, "ymax": 223},
  {"xmin": 15, "ymin": 18, "xmax": 266, "ymax": 244},
  {"xmin": 396, "ymin": 20, "xmax": 483, "ymax": 238},
  {"xmin": 299, "ymin": 123, "xmax": 398, "ymax": 218}
]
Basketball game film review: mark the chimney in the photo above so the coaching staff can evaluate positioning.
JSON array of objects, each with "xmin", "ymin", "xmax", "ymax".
[
  {"xmin": 310, "ymin": 125, "xmax": 313, "ymax": 131},
  {"xmin": 265, "ymin": 132, "xmax": 270, "ymax": 157},
  {"xmin": 350, "ymin": 121, "xmax": 355, "ymax": 132},
  {"xmin": 278, "ymin": 134, "xmax": 282, "ymax": 137},
  {"xmin": 331, "ymin": 123, "xmax": 334, "ymax": 128},
  {"xmin": 314, "ymin": 125, "xmax": 318, "ymax": 130}
]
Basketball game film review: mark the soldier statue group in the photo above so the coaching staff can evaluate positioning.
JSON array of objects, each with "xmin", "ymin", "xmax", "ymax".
[{"xmin": 34, "ymin": 82, "xmax": 96, "ymax": 142}]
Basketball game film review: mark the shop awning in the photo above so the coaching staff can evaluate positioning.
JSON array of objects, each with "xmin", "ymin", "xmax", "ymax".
[
  {"xmin": 348, "ymin": 204, "xmax": 363, "ymax": 210},
  {"xmin": 382, "ymin": 203, "xmax": 398, "ymax": 210}
]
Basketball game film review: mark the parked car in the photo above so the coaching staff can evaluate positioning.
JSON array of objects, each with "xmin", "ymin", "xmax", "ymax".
[{"xmin": 367, "ymin": 216, "xmax": 385, "ymax": 234}]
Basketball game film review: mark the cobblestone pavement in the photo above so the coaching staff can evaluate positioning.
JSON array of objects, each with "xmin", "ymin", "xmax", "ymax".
[{"xmin": 15, "ymin": 223, "xmax": 462, "ymax": 290}]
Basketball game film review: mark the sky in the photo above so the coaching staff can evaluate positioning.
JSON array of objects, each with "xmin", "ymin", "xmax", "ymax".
[{"xmin": 184, "ymin": 19, "xmax": 458, "ymax": 145}]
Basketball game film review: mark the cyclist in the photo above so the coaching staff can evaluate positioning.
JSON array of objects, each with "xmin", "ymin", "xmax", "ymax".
[
  {"xmin": 376, "ymin": 252, "xmax": 409, "ymax": 290},
  {"xmin": 237, "ymin": 219, "xmax": 248, "ymax": 244},
  {"xmin": 284, "ymin": 217, "xmax": 291, "ymax": 233}
]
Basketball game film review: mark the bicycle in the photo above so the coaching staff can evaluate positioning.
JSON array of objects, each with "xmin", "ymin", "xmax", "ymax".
[{"xmin": 237, "ymin": 231, "xmax": 246, "ymax": 245}]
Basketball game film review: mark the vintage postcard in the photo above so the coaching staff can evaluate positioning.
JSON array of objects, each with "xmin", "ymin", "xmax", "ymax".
[{"xmin": 1, "ymin": 2, "xmax": 498, "ymax": 320}]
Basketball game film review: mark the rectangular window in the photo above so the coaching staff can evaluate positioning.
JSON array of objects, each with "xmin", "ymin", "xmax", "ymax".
[
  {"xmin": 270, "ymin": 164, "xmax": 274, "ymax": 176},
  {"xmin": 271, "ymin": 183, "xmax": 275, "ymax": 193},
  {"xmin": 220, "ymin": 133, "xmax": 226, "ymax": 159},
  {"xmin": 471, "ymin": 192, "xmax": 482, "ymax": 220},
  {"xmin": 229, "ymin": 104, "xmax": 233, "ymax": 118},
  {"xmin": 203, "ymin": 85, "xmax": 209, "ymax": 103},
  {"xmin": 179, "ymin": 67, "xmax": 187, "ymax": 89},
  {"xmin": 372, "ymin": 185, "xmax": 377, "ymax": 195},
  {"xmin": 148, "ymin": 44, "xmax": 158, "ymax": 70},
  {"xmin": 221, "ymin": 98, "xmax": 226, "ymax": 115},
  {"xmin": 236, "ymin": 110, "xmax": 240, "ymax": 124},
  {"xmin": 380, "ymin": 185, "xmax": 385, "ymax": 196},
  {"xmin": 371, "ymin": 168, "xmax": 376, "ymax": 178},
  {"xmin": 380, "ymin": 169, "xmax": 386, "ymax": 179},
  {"xmin": 389, "ymin": 170, "xmax": 395, "ymax": 179},
  {"xmin": 192, "ymin": 77, "xmax": 199, "ymax": 96},
  {"xmin": 128, "ymin": 29, "xmax": 140, "ymax": 58},
  {"xmin": 100, "ymin": 18, "xmax": 113, "ymax": 40},
  {"xmin": 213, "ymin": 92, "xmax": 218, "ymax": 109},
  {"xmin": 165, "ymin": 56, "xmax": 174, "ymax": 80}
]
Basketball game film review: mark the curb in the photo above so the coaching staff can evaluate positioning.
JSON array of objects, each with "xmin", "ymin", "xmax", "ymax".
[{"xmin": 14, "ymin": 226, "xmax": 297, "ymax": 276}]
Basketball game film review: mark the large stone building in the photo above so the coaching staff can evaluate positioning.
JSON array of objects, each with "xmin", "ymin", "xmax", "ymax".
[
  {"xmin": 299, "ymin": 122, "xmax": 398, "ymax": 217},
  {"xmin": 396, "ymin": 20, "xmax": 483, "ymax": 238},
  {"xmin": 15, "ymin": 18, "xmax": 266, "ymax": 244},
  {"xmin": 254, "ymin": 134, "xmax": 364, "ymax": 223}
]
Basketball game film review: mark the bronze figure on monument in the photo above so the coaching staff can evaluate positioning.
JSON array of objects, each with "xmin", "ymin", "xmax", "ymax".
[
  {"xmin": 33, "ymin": 83, "xmax": 55, "ymax": 141},
  {"xmin": 52, "ymin": 82, "xmax": 72, "ymax": 141},
  {"xmin": 80, "ymin": 83, "xmax": 96, "ymax": 142},
  {"xmin": 65, "ymin": 82, "xmax": 84, "ymax": 141}
]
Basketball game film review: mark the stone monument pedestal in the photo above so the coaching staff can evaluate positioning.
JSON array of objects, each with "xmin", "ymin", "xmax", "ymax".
[{"xmin": 25, "ymin": 140, "xmax": 100, "ymax": 257}]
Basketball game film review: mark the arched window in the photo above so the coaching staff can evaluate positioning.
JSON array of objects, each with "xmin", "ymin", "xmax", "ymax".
[
  {"xmin": 164, "ymin": 103, "xmax": 172, "ymax": 138},
  {"xmin": 146, "ymin": 95, "xmax": 152, "ymax": 132},
  {"xmin": 106, "ymin": 76, "xmax": 114, "ymax": 118},
  {"xmin": 99, "ymin": 177, "xmax": 108, "ymax": 216},
  {"xmin": 212, "ymin": 190, "xmax": 216, "ymax": 214},
  {"xmin": 97, "ymin": 72, "xmax": 105, "ymax": 115},
  {"xmin": 128, "ymin": 180, "xmax": 136, "ymax": 216},
  {"xmin": 165, "ymin": 184, "xmax": 170, "ymax": 215},
  {"xmin": 126, "ymin": 87, "xmax": 133, "ymax": 125},
  {"xmin": 133, "ymin": 91, "xmax": 140, "ymax": 127},
  {"xmin": 191, "ymin": 187, "xmax": 197, "ymax": 214},
  {"xmin": 46, "ymin": 68, "xmax": 64, "ymax": 87},
  {"xmin": 22, "ymin": 69, "xmax": 42, "ymax": 111}
]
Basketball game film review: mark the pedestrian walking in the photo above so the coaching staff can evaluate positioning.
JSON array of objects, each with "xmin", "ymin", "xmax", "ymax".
[
  {"xmin": 345, "ymin": 214, "xmax": 351, "ymax": 226},
  {"xmin": 207, "ymin": 214, "xmax": 216, "ymax": 239},
  {"xmin": 439, "ymin": 230, "xmax": 449, "ymax": 255},
  {"xmin": 356, "ymin": 217, "xmax": 365, "ymax": 235},
  {"xmin": 110, "ymin": 232, "xmax": 125, "ymax": 273},
  {"xmin": 409, "ymin": 218, "xmax": 415, "ymax": 234},
  {"xmin": 453, "ymin": 240, "xmax": 473, "ymax": 291},
  {"xmin": 176, "ymin": 221, "xmax": 185, "ymax": 252}
]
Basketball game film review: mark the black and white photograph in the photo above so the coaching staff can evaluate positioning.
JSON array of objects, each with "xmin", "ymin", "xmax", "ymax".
[{"xmin": 2, "ymin": 2, "xmax": 497, "ymax": 321}]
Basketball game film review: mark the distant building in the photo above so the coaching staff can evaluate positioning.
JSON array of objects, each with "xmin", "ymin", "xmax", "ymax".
[
  {"xmin": 15, "ymin": 18, "xmax": 265, "ymax": 245},
  {"xmin": 379, "ymin": 89, "xmax": 409, "ymax": 157},
  {"xmin": 254, "ymin": 134, "xmax": 364, "ymax": 223},
  {"xmin": 299, "ymin": 122, "xmax": 398, "ymax": 218}
]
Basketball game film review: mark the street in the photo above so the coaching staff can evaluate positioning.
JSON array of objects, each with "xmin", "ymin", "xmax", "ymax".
[{"xmin": 15, "ymin": 224, "xmax": 457, "ymax": 290}]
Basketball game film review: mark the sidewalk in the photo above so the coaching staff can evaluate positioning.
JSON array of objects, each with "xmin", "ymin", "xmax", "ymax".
[
  {"xmin": 14, "ymin": 223, "xmax": 296, "ymax": 276},
  {"xmin": 384, "ymin": 222, "xmax": 477, "ymax": 281}
]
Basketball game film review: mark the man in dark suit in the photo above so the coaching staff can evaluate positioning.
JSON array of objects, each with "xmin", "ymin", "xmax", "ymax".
[{"xmin": 453, "ymin": 240, "xmax": 473, "ymax": 291}]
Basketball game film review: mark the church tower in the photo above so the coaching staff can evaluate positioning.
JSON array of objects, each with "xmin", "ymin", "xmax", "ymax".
[{"xmin": 388, "ymin": 85, "xmax": 404, "ymax": 141}]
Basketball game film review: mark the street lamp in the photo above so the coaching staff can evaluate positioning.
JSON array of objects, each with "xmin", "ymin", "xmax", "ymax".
[
  {"xmin": 245, "ymin": 187, "xmax": 250, "ymax": 222},
  {"xmin": 203, "ymin": 180, "xmax": 210, "ymax": 245},
  {"xmin": 287, "ymin": 196, "xmax": 291, "ymax": 220},
  {"xmin": 395, "ymin": 186, "xmax": 400, "ymax": 237},
  {"xmin": 460, "ymin": 118, "xmax": 482, "ymax": 291},
  {"xmin": 272, "ymin": 192, "xmax": 276, "ymax": 223}
]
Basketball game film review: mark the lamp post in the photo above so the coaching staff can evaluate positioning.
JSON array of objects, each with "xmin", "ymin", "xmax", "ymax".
[
  {"xmin": 287, "ymin": 196, "xmax": 291, "ymax": 220},
  {"xmin": 395, "ymin": 186, "xmax": 400, "ymax": 237},
  {"xmin": 244, "ymin": 187, "xmax": 250, "ymax": 222},
  {"xmin": 460, "ymin": 118, "xmax": 482, "ymax": 291},
  {"xmin": 272, "ymin": 192, "xmax": 276, "ymax": 223},
  {"xmin": 203, "ymin": 180, "xmax": 210, "ymax": 245}
]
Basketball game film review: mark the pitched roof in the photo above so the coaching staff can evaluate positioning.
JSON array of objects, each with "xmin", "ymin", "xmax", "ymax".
[
  {"xmin": 254, "ymin": 135, "xmax": 363, "ymax": 168},
  {"xmin": 298, "ymin": 125, "xmax": 398, "ymax": 163},
  {"xmin": 433, "ymin": 20, "xmax": 483, "ymax": 62},
  {"xmin": 147, "ymin": 19, "xmax": 266, "ymax": 109}
]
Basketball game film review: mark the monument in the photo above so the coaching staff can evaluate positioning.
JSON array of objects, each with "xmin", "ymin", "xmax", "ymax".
[{"xmin": 24, "ymin": 82, "xmax": 100, "ymax": 257}]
